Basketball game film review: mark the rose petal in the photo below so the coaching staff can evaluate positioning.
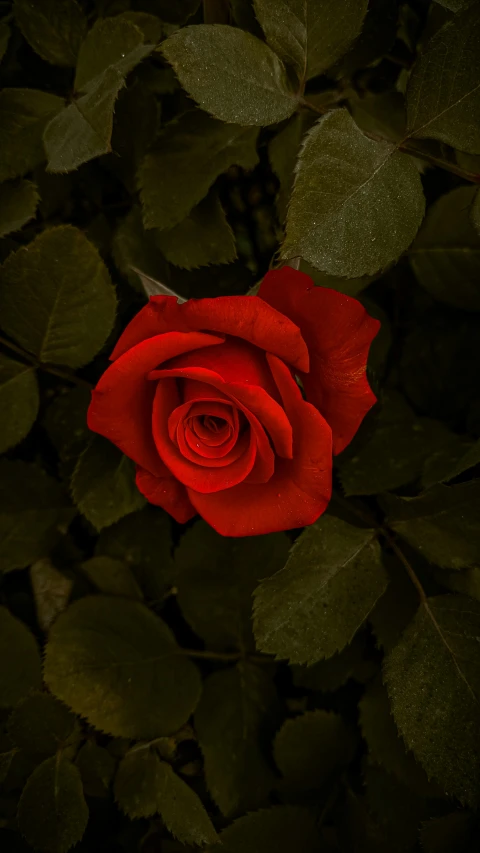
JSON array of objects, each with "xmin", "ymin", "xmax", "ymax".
[
  {"xmin": 259, "ymin": 267, "xmax": 380, "ymax": 454},
  {"xmin": 110, "ymin": 296, "xmax": 179, "ymax": 360},
  {"xmin": 135, "ymin": 465, "xmax": 196, "ymax": 524}
]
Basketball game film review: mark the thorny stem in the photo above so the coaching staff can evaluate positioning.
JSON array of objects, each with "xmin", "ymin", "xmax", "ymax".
[{"xmin": 0, "ymin": 333, "xmax": 93, "ymax": 389}]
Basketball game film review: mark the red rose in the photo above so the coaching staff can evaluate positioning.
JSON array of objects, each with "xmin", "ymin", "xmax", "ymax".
[{"xmin": 87, "ymin": 267, "xmax": 380, "ymax": 536}]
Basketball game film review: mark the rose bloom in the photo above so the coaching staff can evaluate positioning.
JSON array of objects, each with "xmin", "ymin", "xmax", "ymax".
[{"xmin": 88, "ymin": 267, "xmax": 380, "ymax": 536}]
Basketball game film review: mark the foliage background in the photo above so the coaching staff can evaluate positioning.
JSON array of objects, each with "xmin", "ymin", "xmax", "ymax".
[{"xmin": 1, "ymin": 0, "xmax": 480, "ymax": 851}]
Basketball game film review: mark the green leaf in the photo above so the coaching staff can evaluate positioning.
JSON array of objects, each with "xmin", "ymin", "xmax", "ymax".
[
  {"xmin": 161, "ymin": 24, "xmax": 298, "ymax": 125},
  {"xmin": 113, "ymin": 205, "xmax": 169, "ymax": 292},
  {"xmin": 209, "ymin": 805, "xmax": 321, "ymax": 853},
  {"xmin": 81, "ymin": 556, "xmax": 143, "ymax": 600},
  {"xmin": 0, "ymin": 88, "xmax": 64, "ymax": 182},
  {"xmin": 139, "ymin": 110, "xmax": 259, "ymax": 231},
  {"xmin": 156, "ymin": 190, "xmax": 237, "ymax": 269},
  {"xmin": 144, "ymin": 0, "xmax": 200, "ymax": 24},
  {"xmin": 13, "ymin": 0, "xmax": 87, "ymax": 67},
  {"xmin": 384, "ymin": 482, "xmax": 480, "ymax": 570},
  {"xmin": 0, "ymin": 460, "xmax": 73, "ymax": 574},
  {"xmin": 291, "ymin": 631, "xmax": 376, "ymax": 692},
  {"xmin": 420, "ymin": 813, "xmax": 479, "ymax": 853},
  {"xmin": 434, "ymin": 566, "xmax": 480, "ymax": 604},
  {"xmin": 17, "ymin": 754, "xmax": 88, "ymax": 853},
  {"xmin": 473, "ymin": 188, "xmax": 480, "ymax": 234},
  {"xmin": 363, "ymin": 762, "xmax": 431, "ymax": 853},
  {"xmin": 282, "ymin": 109, "xmax": 425, "ymax": 277},
  {"xmin": 384, "ymin": 594, "xmax": 480, "ymax": 806},
  {"xmin": 253, "ymin": 0, "xmax": 368, "ymax": 81},
  {"xmin": 274, "ymin": 710, "xmax": 356, "ymax": 794},
  {"xmin": 116, "ymin": 11, "xmax": 169, "ymax": 44},
  {"xmin": 406, "ymin": 2, "xmax": 480, "ymax": 154},
  {"xmin": 0, "ymin": 180, "xmax": 39, "ymax": 238},
  {"xmin": 44, "ymin": 596, "xmax": 202, "ymax": 738},
  {"xmin": 299, "ymin": 258, "xmax": 376, "ymax": 298},
  {"xmin": 75, "ymin": 742, "xmax": 116, "ymax": 798},
  {"xmin": 337, "ymin": 392, "xmax": 455, "ymax": 496},
  {"xmin": 115, "ymin": 749, "xmax": 217, "ymax": 845},
  {"xmin": 74, "ymin": 16, "xmax": 145, "ymax": 93},
  {"xmin": 30, "ymin": 559, "xmax": 73, "ymax": 633},
  {"xmin": 421, "ymin": 434, "xmax": 479, "ymax": 489},
  {"xmin": 369, "ymin": 553, "xmax": 419, "ymax": 653},
  {"xmin": 253, "ymin": 515, "xmax": 387, "ymax": 664},
  {"xmin": 175, "ymin": 521, "xmax": 289, "ymax": 652},
  {"xmin": 0, "ymin": 226, "xmax": 117, "ymax": 368},
  {"xmin": 0, "ymin": 354, "xmax": 39, "ymax": 454},
  {"xmin": 95, "ymin": 507, "xmax": 174, "ymax": 602},
  {"xmin": 109, "ymin": 81, "xmax": 160, "ymax": 192},
  {"xmin": 7, "ymin": 692, "xmax": 77, "ymax": 757},
  {"xmin": 0, "ymin": 22, "xmax": 10, "ymax": 63},
  {"xmin": 332, "ymin": 0, "xmax": 399, "ymax": 79},
  {"xmin": 71, "ymin": 436, "xmax": 146, "ymax": 532},
  {"xmin": 409, "ymin": 186, "xmax": 480, "ymax": 311},
  {"xmin": 0, "ymin": 607, "xmax": 42, "ymax": 708},
  {"xmin": 43, "ymin": 386, "xmax": 91, "ymax": 464},
  {"xmin": 268, "ymin": 112, "xmax": 313, "ymax": 224},
  {"xmin": 195, "ymin": 662, "xmax": 278, "ymax": 817}
]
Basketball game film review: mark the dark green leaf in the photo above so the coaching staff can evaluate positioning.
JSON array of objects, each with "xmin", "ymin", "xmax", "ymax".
[
  {"xmin": 71, "ymin": 436, "xmax": 146, "ymax": 532},
  {"xmin": 7, "ymin": 692, "xmax": 77, "ymax": 757},
  {"xmin": 161, "ymin": 25, "xmax": 298, "ymax": 125},
  {"xmin": 282, "ymin": 109, "xmax": 425, "ymax": 277},
  {"xmin": 253, "ymin": 0, "xmax": 368, "ymax": 80},
  {"xmin": 81, "ymin": 556, "xmax": 143, "ymax": 600},
  {"xmin": 0, "ymin": 22, "xmax": 10, "ymax": 63},
  {"xmin": 17, "ymin": 755, "xmax": 88, "ymax": 853},
  {"xmin": 472, "ymin": 188, "xmax": 480, "ymax": 234},
  {"xmin": 112, "ymin": 205, "xmax": 169, "ymax": 292},
  {"xmin": 95, "ymin": 507, "xmax": 174, "ymax": 602},
  {"xmin": 299, "ymin": 258, "xmax": 376, "ymax": 297},
  {"xmin": 44, "ymin": 596, "xmax": 202, "ymax": 738},
  {"xmin": 384, "ymin": 594, "xmax": 480, "ymax": 806},
  {"xmin": 43, "ymin": 386, "xmax": 91, "ymax": 464},
  {"xmin": 115, "ymin": 11, "xmax": 168, "ymax": 44},
  {"xmin": 369, "ymin": 553, "xmax": 419, "ymax": 653},
  {"xmin": 422, "ymin": 436, "xmax": 480, "ymax": 489},
  {"xmin": 156, "ymin": 190, "xmax": 236, "ymax": 269},
  {"xmin": 0, "ymin": 460, "xmax": 73, "ymax": 574},
  {"xmin": 0, "ymin": 88, "xmax": 64, "ymax": 182},
  {"xmin": 139, "ymin": 110, "xmax": 259, "ymax": 231},
  {"xmin": 253, "ymin": 515, "xmax": 387, "ymax": 664},
  {"xmin": 109, "ymin": 81, "xmax": 160, "ymax": 192},
  {"xmin": 292, "ymin": 631, "xmax": 376, "ymax": 692},
  {"xmin": 195, "ymin": 662, "xmax": 277, "ymax": 816},
  {"xmin": 268, "ymin": 112, "xmax": 312, "ymax": 224},
  {"xmin": 0, "ymin": 354, "xmax": 39, "ymax": 453},
  {"xmin": 410, "ymin": 186, "xmax": 480, "ymax": 311},
  {"xmin": 175, "ymin": 520, "xmax": 289, "ymax": 651},
  {"xmin": 0, "ymin": 180, "xmax": 39, "ymax": 238},
  {"xmin": 208, "ymin": 805, "xmax": 321, "ymax": 853},
  {"xmin": 333, "ymin": 0, "xmax": 399, "ymax": 79},
  {"xmin": 274, "ymin": 710, "xmax": 356, "ymax": 793},
  {"xmin": 420, "ymin": 813, "xmax": 479, "ymax": 853},
  {"xmin": 143, "ymin": 0, "xmax": 200, "ymax": 24},
  {"xmin": 30, "ymin": 559, "xmax": 73, "ymax": 632},
  {"xmin": 13, "ymin": 0, "xmax": 87, "ymax": 67},
  {"xmin": 384, "ymin": 482, "xmax": 480, "ymax": 570},
  {"xmin": 75, "ymin": 742, "xmax": 116, "ymax": 798},
  {"xmin": 0, "ymin": 607, "xmax": 42, "ymax": 708},
  {"xmin": 406, "ymin": 3, "xmax": 480, "ymax": 154},
  {"xmin": 0, "ymin": 226, "xmax": 117, "ymax": 368},
  {"xmin": 350, "ymin": 91, "xmax": 407, "ymax": 143},
  {"xmin": 75, "ymin": 16, "xmax": 145, "ymax": 92},
  {"xmin": 363, "ymin": 762, "xmax": 431, "ymax": 852},
  {"xmin": 115, "ymin": 749, "xmax": 217, "ymax": 844}
]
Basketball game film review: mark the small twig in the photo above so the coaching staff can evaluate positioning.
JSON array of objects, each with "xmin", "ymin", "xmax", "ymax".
[{"xmin": 0, "ymin": 333, "xmax": 93, "ymax": 389}]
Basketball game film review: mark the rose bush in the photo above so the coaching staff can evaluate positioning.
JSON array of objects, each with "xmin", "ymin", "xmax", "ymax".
[{"xmin": 88, "ymin": 267, "xmax": 379, "ymax": 536}]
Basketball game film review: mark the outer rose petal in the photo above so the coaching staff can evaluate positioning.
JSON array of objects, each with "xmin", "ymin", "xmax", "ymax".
[
  {"xmin": 258, "ymin": 267, "xmax": 380, "ymax": 454},
  {"xmin": 135, "ymin": 466, "xmax": 196, "ymax": 524},
  {"xmin": 112, "ymin": 294, "xmax": 310, "ymax": 372},
  {"xmin": 87, "ymin": 331, "xmax": 224, "ymax": 476},
  {"xmin": 187, "ymin": 356, "xmax": 332, "ymax": 536}
]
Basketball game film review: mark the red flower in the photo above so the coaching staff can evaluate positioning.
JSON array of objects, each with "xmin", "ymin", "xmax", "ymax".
[{"xmin": 87, "ymin": 267, "xmax": 380, "ymax": 536}]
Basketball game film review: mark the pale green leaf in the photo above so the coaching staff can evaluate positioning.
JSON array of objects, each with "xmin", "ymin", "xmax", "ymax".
[
  {"xmin": 195, "ymin": 662, "xmax": 277, "ymax": 817},
  {"xmin": 410, "ymin": 186, "xmax": 480, "ymax": 311},
  {"xmin": 0, "ymin": 22, "xmax": 10, "ymax": 63},
  {"xmin": 75, "ymin": 741, "xmax": 116, "ymax": 798},
  {"xmin": 0, "ymin": 607, "xmax": 42, "ymax": 708},
  {"xmin": 208, "ymin": 805, "xmax": 321, "ymax": 853},
  {"xmin": 81, "ymin": 556, "xmax": 143, "ymax": 600},
  {"xmin": 0, "ymin": 180, "xmax": 39, "ymax": 238},
  {"xmin": 17, "ymin": 755, "xmax": 88, "ymax": 853},
  {"xmin": 175, "ymin": 520, "xmax": 289, "ymax": 651},
  {"xmin": 384, "ymin": 482, "xmax": 480, "ymax": 570},
  {"xmin": 0, "ymin": 354, "xmax": 39, "ymax": 454},
  {"xmin": 161, "ymin": 24, "xmax": 298, "ymax": 125},
  {"xmin": 254, "ymin": 0, "xmax": 368, "ymax": 81},
  {"xmin": 253, "ymin": 515, "xmax": 387, "ymax": 664},
  {"xmin": 156, "ymin": 190, "xmax": 236, "ymax": 269},
  {"xmin": 115, "ymin": 749, "xmax": 217, "ymax": 844},
  {"xmin": 406, "ymin": 3, "xmax": 480, "ymax": 154},
  {"xmin": 44, "ymin": 596, "xmax": 202, "ymax": 738},
  {"xmin": 71, "ymin": 436, "xmax": 146, "ymax": 532},
  {"xmin": 283, "ymin": 109, "xmax": 425, "ymax": 277},
  {"xmin": 13, "ymin": 0, "xmax": 87, "ymax": 67},
  {"xmin": 0, "ymin": 460, "xmax": 73, "ymax": 574},
  {"xmin": 139, "ymin": 110, "xmax": 259, "ymax": 231},
  {"xmin": 274, "ymin": 710, "xmax": 356, "ymax": 793},
  {"xmin": 7, "ymin": 692, "xmax": 77, "ymax": 757},
  {"xmin": 74, "ymin": 16, "xmax": 145, "ymax": 93},
  {"xmin": 384, "ymin": 594, "xmax": 480, "ymax": 806},
  {"xmin": 95, "ymin": 506, "xmax": 174, "ymax": 602},
  {"xmin": 0, "ymin": 226, "xmax": 117, "ymax": 368},
  {"xmin": 0, "ymin": 88, "xmax": 64, "ymax": 182},
  {"xmin": 30, "ymin": 558, "xmax": 73, "ymax": 632}
]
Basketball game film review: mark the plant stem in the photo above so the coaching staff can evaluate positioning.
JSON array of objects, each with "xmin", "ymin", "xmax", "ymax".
[
  {"xmin": 181, "ymin": 648, "xmax": 272, "ymax": 665},
  {"xmin": 0, "ymin": 333, "xmax": 93, "ymax": 389}
]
